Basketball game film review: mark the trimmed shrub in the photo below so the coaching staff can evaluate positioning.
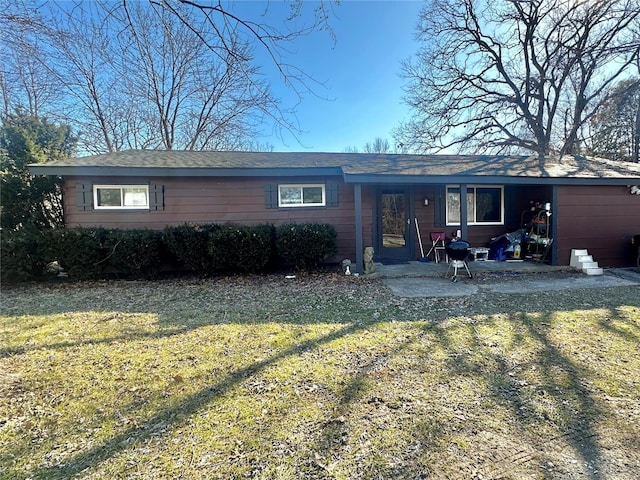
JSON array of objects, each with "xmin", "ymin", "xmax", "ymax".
[
  {"xmin": 104, "ymin": 229, "xmax": 164, "ymax": 279},
  {"xmin": 275, "ymin": 223, "xmax": 337, "ymax": 270},
  {"xmin": 0, "ymin": 228, "xmax": 50, "ymax": 283},
  {"xmin": 163, "ymin": 223, "xmax": 220, "ymax": 274},
  {"xmin": 48, "ymin": 227, "xmax": 107, "ymax": 280},
  {"xmin": 208, "ymin": 224, "xmax": 275, "ymax": 273}
]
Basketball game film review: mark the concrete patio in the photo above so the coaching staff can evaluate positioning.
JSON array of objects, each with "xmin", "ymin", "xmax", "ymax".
[
  {"xmin": 359, "ymin": 259, "xmax": 640, "ymax": 298},
  {"xmin": 367, "ymin": 259, "xmax": 565, "ymax": 279}
]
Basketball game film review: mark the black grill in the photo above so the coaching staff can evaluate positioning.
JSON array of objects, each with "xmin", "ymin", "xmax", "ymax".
[
  {"xmin": 445, "ymin": 240, "xmax": 472, "ymax": 282},
  {"xmin": 445, "ymin": 240, "xmax": 471, "ymax": 261}
]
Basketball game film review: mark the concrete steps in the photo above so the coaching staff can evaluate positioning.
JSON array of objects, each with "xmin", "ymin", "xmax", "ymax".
[{"xmin": 570, "ymin": 249, "xmax": 604, "ymax": 275}]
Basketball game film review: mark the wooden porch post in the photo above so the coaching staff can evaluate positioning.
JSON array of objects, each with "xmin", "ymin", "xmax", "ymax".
[
  {"xmin": 551, "ymin": 185, "xmax": 559, "ymax": 265},
  {"xmin": 460, "ymin": 183, "xmax": 468, "ymax": 240},
  {"xmin": 354, "ymin": 183, "xmax": 364, "ymax": 274}
]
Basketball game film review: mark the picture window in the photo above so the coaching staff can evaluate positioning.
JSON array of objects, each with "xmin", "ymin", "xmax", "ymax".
[
  {"xmin": 93, "ymin": 185, "xmax": 149, "ymax": 209},
  {"xmin": 446, "ymin": 185, "xmax": 504, "ymax": 225},
  {"xmin": 278, "ymin": 184, "xmax": 326, "ymax": 207}
]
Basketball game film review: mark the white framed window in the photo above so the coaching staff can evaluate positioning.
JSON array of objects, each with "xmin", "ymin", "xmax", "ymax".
[
  {"xmin": 446, "ymin": 185, "xmax": 504, "ymax": 226},
  {"xmin": 93, "ymin": 185, "xmax": 149, "ymax": 209},
  {"xmin": 278, "ymin": 184, "xmax": 326, "ymax": 207}
]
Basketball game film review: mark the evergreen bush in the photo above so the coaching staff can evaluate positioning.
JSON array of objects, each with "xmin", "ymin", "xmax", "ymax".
[
  {"xmin": 163, "ymin": 223, "xmax": 220, "ymax": 274},
  {"xmin": 48, "ymin": 227, "xmax": 107, "ymax": 280},
  {"xmin": 208, "ymin": 224, "xmax": 275, "ymax": 273},
  {"xmin": 275, "ymin": 223, "xmax": 337, "ymax": 270},
  {"xmin": 104, "ymin": 229, "xmax": 164, "ymax": 279},
  {"xmin": 0, "ymin": 228, "xmax": 50, "ymax": 283}
]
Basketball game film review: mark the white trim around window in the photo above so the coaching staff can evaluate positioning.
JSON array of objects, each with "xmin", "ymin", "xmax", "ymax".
[
  {"xmin": 446, "ymin": 185, "xmax": 504, "ymax": 226},
  {"xmin": 93, "ymin": 185, "xmax": 150, "ymax": 210},
  {"xmin": 278, "ymin": 184, "xmax": 326, "ymax": 207}
]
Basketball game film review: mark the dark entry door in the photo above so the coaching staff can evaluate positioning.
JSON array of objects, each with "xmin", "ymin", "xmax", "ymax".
[{"xmin": 376, "ymin": 188, "xmax": 414, "ymax": 263}]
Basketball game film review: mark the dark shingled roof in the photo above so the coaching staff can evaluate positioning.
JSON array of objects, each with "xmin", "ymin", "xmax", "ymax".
[{"xmin": 28, "ymin": 149, "xmax": 640, "ymax": 184}]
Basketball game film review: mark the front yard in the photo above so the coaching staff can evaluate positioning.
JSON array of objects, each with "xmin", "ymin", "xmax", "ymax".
[{"xmin": 1, "ymin": 274, "xmax": 639, "ymax": 479}]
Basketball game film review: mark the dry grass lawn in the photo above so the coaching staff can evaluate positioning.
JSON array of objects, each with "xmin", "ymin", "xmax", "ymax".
[{"xmin": 1, "ymin": 273, "xmax": 639, "ymax": 479}]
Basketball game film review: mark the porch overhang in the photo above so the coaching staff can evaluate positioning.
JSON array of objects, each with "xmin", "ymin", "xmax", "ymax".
[{"xmin": 341, "ymin": 173, "xmax": 640, "ymax": 186}]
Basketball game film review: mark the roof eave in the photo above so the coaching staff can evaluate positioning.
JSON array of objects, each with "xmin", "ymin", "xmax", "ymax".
[{"xmin": 27, "ymin": 165, "xmax": 344, "ymax": 177}]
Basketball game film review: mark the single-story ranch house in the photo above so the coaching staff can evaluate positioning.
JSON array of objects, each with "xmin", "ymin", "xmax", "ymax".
[{"xmin": 29, "ymin": 150, "xmax": 640, "ymax": 272}]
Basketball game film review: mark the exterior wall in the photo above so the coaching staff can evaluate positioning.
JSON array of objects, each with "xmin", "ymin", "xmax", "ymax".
[
  {"xmin": 556, "ymin": 185, "xmax": 640, "ymax": 267},
  {"xmin": 64, "ymin": 176, "xmax": 640, "ymax": 267},
  {"xmin": 63, "ymin": 175, "xmax": 374, "ymax": 262}
]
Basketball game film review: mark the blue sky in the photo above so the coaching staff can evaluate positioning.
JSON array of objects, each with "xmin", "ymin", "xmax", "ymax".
[{"xmin": 231, "ymin": 1, "xmax": 425, "ymax": 152}]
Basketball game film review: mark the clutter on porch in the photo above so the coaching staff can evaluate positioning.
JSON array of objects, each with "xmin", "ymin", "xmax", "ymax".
[{"xmin": 488, "ymin": 201, "xmax": 553, "ymax": 263}]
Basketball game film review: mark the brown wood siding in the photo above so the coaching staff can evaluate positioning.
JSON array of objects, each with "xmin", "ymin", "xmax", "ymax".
[
  {"xmin": 556, "ymin": 185, "xmax": 640, "ymax": 267},
  {"xmin": 412, "ymin": 187, "xmax": 438, "ymax": 258},
  {"xmin": 63, "ymin": 176, "xmax": 373, "ymax": 261}
]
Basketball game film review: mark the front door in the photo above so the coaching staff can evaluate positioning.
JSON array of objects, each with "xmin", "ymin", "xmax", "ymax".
[{"xmin": 376, "ymin": 188, "xmax": 414, "ymax": 263}]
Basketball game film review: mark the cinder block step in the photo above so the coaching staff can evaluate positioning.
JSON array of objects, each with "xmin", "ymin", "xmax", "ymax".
[
  {"xmin": 570, "ymin": 248, "xmax": 603, "ymax": 275},
  {"xmin": 570, "ymin": 249, "xmax": 589, "ymax": 268},
  {"xmin": 584, "ymin": 267, "xmax": 604, "ymax": 275},
  {"xmin": 581, "ymin": 261, "xmax": 599, "ymax": 270}
]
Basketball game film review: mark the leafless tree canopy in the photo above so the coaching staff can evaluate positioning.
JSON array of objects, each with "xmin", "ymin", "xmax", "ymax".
[
  {"xmin": 343, "ymin": 137, "xmax": 409, "ymax": 154},
  {"xmin": 0, "ymin": 0, "xmax": 338, "ymax": 153},
  {"xmin": 396, "ymin": 0, "xmax": 640, "ymax": 157},
  {"xmin": 587, "ymin": 77, "xmax": 640, "ymax": 162}
]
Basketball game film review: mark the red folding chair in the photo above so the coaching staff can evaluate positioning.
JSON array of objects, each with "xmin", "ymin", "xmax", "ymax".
[{"xmin": 426, "ymin": 231, "xmax": 447, "ymax": 263}]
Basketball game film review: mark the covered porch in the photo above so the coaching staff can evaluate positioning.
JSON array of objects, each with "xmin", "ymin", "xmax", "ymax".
[{"xmin": 350, "ymin": 180, "xmax": 557, "ymax": 274}]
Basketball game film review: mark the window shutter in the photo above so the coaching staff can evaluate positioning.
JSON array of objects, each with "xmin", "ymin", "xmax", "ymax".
[
  {"xmin": 76, "ymin": 184, "xmax": 93, "ymax": 211},
  {"xmin": 149, "ymin": 184, "xmax": 164, "ymax": 211},
  {"xmin": 264, "ymin": 184, "xmax": 278, "ymax": 209},
  {"xmin": 326, "ymin": 183, "xmax": 339, "ymax": 207}
]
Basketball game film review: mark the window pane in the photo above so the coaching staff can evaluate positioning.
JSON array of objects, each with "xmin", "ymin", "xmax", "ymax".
[
  {"xmin": 476, "ymin": 188, "xmax": 501, "ymax": 222},
  {"xmin": 123, "ymin": 187, "xmax": 148, "ymax": 207},
  {"xmin": 280, "ymin": 187, "xmax": 302, "ymax": 205},
  {"xmin": 302, "ymin": 186, "xmax": 323, "ymax": 204},
  {"xmin": 467, "ymin": 189, "xmax": 475, "ymax": 223},
  {"xmin": 97, "ymin": 188, "xmax": 122, "ymax": 207},
  {"xmin": 447, "ymin": 188, "xmax": 460, "ymax": 224}
]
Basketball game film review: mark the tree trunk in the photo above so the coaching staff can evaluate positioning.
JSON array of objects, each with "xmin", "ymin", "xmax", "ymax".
[{"xmin": 634, "ymin": 97, "xmax": 640, "ymax": 163}]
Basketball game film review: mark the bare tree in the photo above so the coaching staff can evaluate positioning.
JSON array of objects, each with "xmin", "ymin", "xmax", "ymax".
[
  {"xmin": 150, "ymin": 0, "xmax": 338, "ymax": 97},
  {"xmin": 587, "ymin": 77, "xmax": 640, "ymax": 162},
  {"xmin": 0, "ymin": 0, "xmax": 339, "ymax": 152},
  {"xmin": 363, "ymin": 137, "xmax": 391, "ymax": 154},
  {"xmin": 345, "ymin": 137, "xmax": 406, "ymax": 154},
  {"xmin": 396, "ymin": 0, "xmax": 640, "ymax": 157},
  {"xmin": 0, "ymin": 20, "xmax": 61, "ymax": 119}
]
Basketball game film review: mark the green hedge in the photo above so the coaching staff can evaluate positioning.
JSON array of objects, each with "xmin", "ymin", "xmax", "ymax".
[
  {"xmin": 0, "ymin": 222, "xmax": 339, "ymax": 283},
  {"xmin": 103, "ymin": 229, "xmax": 164, "ymax": 279},
  {"xmin": 0, "ymin": 228, "xmax": 50, "ymax": 283},
  {"xmin": 48, "ymin": 228, "xmax": 107, "ymax": 280},
  {"xmin": 164, "ymin": 224, "xmax": 220, "ymax": 274},
  {"xmin": 208, "ymin": 224, "xmax": 275, "ymax": 273},
  {"xmin": 275, "ymin": 223, "xmax": 337, "ymax": 270}
]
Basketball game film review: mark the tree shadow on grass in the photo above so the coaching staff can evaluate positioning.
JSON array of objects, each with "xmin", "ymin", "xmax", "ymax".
[
  {"xmin": 2, "ymin": 279, "xmax": 639, "ymax": 478},
  {"xmin": 423, "ymin": 310, "xmax": 629, "ymax": 480},
  {"xmin": 0, "ymin": 277, "xmax": 368, "ymax": 359},
  {"xmin": 305, "ymin": 329, "xmax": 437, "ymax": 477},
  {"xmin": 15, "ymin": 319, "xmax": 376, "ymax": 479},
  {"xmin": 597, "ymin": 306, "xmax": 640, "ymax": 344}
]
